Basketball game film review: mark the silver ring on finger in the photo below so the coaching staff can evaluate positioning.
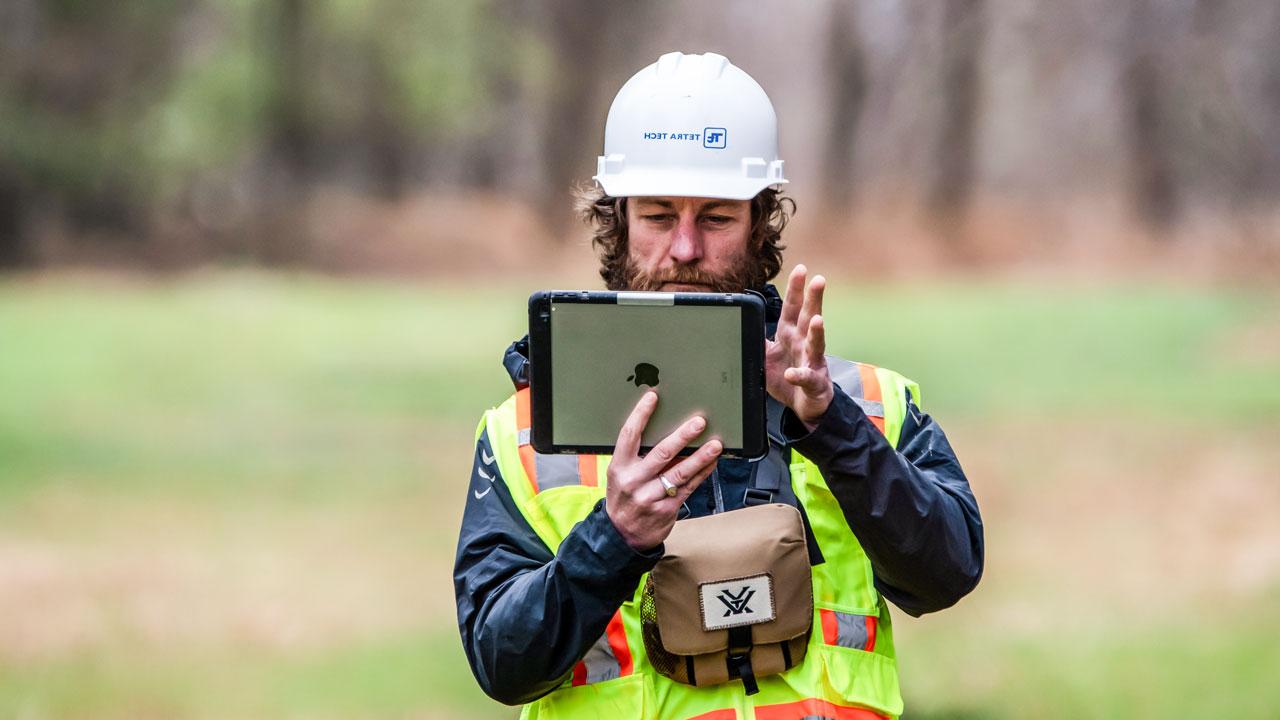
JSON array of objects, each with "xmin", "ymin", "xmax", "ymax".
[{"xmin": 658, "ymin": 475, "xmax": 678, "ymax": 497}]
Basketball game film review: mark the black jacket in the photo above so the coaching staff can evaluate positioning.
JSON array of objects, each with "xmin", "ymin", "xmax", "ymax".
[{"xmin": 453, "ymin": 285, "xmax": 984, "ymax": 705}]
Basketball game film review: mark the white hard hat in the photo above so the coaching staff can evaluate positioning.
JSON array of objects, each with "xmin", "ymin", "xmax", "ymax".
[{"xmin": 594, "ymin": 51, "xmax": 787, "ymax": 200}]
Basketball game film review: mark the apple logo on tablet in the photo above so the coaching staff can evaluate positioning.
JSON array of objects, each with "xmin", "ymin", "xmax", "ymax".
[{"xmin": 627, "ymin": 363, "xmax": 661, "ymax": 388}]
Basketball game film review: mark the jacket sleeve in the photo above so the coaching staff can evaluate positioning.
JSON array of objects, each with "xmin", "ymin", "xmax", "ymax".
[
  {"xmin": 782, "ymin": 385, "xmax": 984, "ymax": 616},
  {"xmin": 453, "ymin": 419, "xmax": 662, "ymax": 705}
]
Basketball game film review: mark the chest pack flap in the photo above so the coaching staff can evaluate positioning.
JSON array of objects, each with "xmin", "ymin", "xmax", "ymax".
[{"xmin": 647, "ymin": 502, "xmax": 813, "ymax": 692}]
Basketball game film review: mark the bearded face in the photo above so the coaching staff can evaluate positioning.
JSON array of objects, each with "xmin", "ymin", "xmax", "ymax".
[{"xmin": 612, "ymin": 196, "xmax": 769, "ymax": 293}]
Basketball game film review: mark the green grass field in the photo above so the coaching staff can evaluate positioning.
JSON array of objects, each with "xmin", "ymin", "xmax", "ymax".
[{"xmin": 2, "ymin": 271, "xmax": 1278, "ymax": 719}]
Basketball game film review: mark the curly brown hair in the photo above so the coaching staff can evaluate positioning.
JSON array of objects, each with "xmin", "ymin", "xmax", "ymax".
[{"xmin": 573, "ymin": 184, "xmax": 795, "ymax": 291}]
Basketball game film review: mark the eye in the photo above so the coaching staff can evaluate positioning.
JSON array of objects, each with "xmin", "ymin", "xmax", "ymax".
[
  {"xmin": 703, "ymin": 214, "xmax": 733, "ymax": 225},
  {"xmin": 642, "ymin": 213, "xmax": 675, "ymax": 223}
]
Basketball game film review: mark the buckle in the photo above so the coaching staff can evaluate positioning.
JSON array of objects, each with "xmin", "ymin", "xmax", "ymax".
[{"xmin": 743, "ymin": 487, "xmax": 774, "ymax": 507}]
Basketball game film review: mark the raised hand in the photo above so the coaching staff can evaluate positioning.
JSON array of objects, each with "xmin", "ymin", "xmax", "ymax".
[
  {"xmin": 765, "ymin": 264, "xmax": 834, "ymax": 430},
  {"xmin": 605, "ymin": 391, "xmax": 723, "ymax": 551}
]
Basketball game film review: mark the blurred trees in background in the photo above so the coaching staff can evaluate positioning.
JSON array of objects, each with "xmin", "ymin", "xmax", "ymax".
[{"xmin": 1, "ymin": 0, "xmax": 1277, "ymax": 272}]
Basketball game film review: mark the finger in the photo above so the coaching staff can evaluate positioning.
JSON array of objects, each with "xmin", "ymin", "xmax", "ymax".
[
  {"xmin": 670, "ymin": 450, "xmax": 720, "ymax": 503},
  {"xmin": 662, "ymin": 437, "xmax": 723, "ymax": 490},
  {"xmin": 809, "ymin": 275, "xmax": 826, "ymax": 320},
  {"xmin": 653, "ymin": 444, "xmax": 721, "ymax": 509},
  {"xmin": 806, "ymin": 314, "xmax": 827, "ymax": 367},
  {"xmin": 615, "ymin": 390, "xmax": 659, "ymax": 459},
  {"xmin": 784, "ymin": 366, "xmax": 826, "ymax": 394},
  {"xmin": 779, "ymin": 265, "xmax": 806, "ymax": 327},
  {"xmin": 622, "ymin": 472, "xmax": 675, "ymax": 507},
  {"xmin": 639, "ymin": 413, "xmax": 707, "ymax": 476},
  {"xmin": 797, "ymin": 274, "xmax": 825, "ymax": 339},
  {"xmin": 645, "ymin": 435, "xmax": 717, "ymax": 505}
]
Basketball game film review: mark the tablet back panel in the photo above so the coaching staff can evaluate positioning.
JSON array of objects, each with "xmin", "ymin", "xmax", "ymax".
[{"xmin": 550, "ymin": 301, "xmax": 742, "ymax": 449}]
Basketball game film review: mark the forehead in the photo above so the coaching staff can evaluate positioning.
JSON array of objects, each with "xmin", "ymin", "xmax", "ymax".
[{"xmin": 630, "ymin": 196, "xmax": 748, "ymax": 213}]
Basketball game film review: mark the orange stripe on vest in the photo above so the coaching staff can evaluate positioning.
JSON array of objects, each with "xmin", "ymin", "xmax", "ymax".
[
  {"xmin": 570, "ymin": 609, "xmax": 632, "ymax": 686},
  {"xmin": 578, "ymin": 455, "xmax": 598, "ymax": 487},
  {"xmin": 605, "ymin": 611, "xmax": 633, "ymax": 676},
  {"xmin": 515, "ymin": 388, "xmax": 540, "ymax": 494},
  {"xmin": 820, "ymin": 608, "xmax": 839, "ymax": 646},
  {"xmin": 819, "ymin": 609, "xmax": 878, "ymax": 653},
  {"xmin": 857, "ymin": 364, "xmax": 887, "ymax": 434},
  {"xmin": 515, "ymin": 388, "xmax": 601, "ymax": 494}
]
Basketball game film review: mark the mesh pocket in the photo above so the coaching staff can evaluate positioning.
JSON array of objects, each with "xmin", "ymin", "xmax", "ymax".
[{"xmin": 640, "ymin": 575, "xmax": 680, "ymax": 677}]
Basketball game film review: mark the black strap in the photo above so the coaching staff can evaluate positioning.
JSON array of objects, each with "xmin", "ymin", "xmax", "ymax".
[
  {"xmin": 725, "ymin": 625, "xmax": 758, "ymax": 695},
  {"xmin": 742, "ymin": 441, "xmax": 827, "ymax": 566},
  {"xmin": 743, "ymin": 445, "xmax": 786, "ymax": 506},
  {"xmin": 781, "ymin": 638, "xmax": 793, "ymax": 669},
  {"xmin": 684, "ymin": 655, "xmax": 697, "ymax": 686},
  {"xmin": 726, "ymin": 651, "xmax": 759, "ymax": 695},
  {"xmin": 765, "ymin": 394, "xmax": 786, "ymax": 445},
  {"xmin": 752, "ymin": 448, "xmax": 782, "ymax": 492}
]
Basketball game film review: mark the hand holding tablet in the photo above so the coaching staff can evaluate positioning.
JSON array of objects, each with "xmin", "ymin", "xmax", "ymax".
[{"xmin": 602, "ymin": 390, "xmax": 723, "ymax": 551}]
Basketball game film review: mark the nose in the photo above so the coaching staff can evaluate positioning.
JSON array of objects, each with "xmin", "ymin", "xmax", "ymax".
[{"xmin": 668, "ymin": 213, "xmax": 704, "ymax": 264}]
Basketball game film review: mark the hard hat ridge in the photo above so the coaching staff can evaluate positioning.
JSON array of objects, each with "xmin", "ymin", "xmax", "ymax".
[
  {"xmin": 594, "ymin": 51, "xmax": 787, "ymax": 201},
  {"xmin": 654, "ymin": 51, "xmax": 730, "ymax": 82}
]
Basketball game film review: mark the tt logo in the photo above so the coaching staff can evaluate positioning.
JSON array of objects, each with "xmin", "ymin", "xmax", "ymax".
[{"xmin": 717, "ymin": 586, "xmax": 756, "ymax": 616}]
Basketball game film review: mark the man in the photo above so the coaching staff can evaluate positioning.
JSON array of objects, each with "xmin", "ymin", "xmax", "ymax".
[{"xmin": 454, "ymin": 52, "xmax": 983, "ymax": 719}]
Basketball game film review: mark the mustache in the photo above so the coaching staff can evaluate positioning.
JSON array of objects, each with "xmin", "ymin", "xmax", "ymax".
[
  {"xmin": 624, "ymin": 263, "xmax": 737, "ymax": 292},
  {"xmin": 615, "ymin": 256, "xmax": 763, "ymax": 294},
  {"xmin": 643, "ymin": 266, "xmax": 725, "ymax": 289}
]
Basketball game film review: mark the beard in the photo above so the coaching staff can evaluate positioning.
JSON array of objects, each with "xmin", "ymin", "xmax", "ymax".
[{"xmin": 613, "ymin": 252, "xmax": 765, "ymax": 293}]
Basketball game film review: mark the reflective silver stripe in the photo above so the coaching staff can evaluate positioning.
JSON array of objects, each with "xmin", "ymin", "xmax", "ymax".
[
  {"xmin": 517, "ymin": 428, "xmax": 531, "ymax": 445},
  {"xmin": 853, "ymin": 398, "xmax": 884, "ymax": 418},
  {"xmin": 827, "ymin": 357, "xmax": 884, "ymax": 418},
  {"xmin": 800, "ymin": 716, "xmax": 835, "ymax": 720},
  {"xmin": 834, "ymin": 611, "xmax": 872, "ymax": 651},
  {"xmin": 534, "ymin": 453, "xmax": 582, "ymax": 490},
  {"xmin": 826, "ymin": 356, "xmax": 863, "ymax": 399},
  {"xmin": 617, "ymin": 291, "xmax": 675, "ymax": 305},
  {"xmin": 580, "ymin": 632, "xmax": 622, "ymax": 683}
]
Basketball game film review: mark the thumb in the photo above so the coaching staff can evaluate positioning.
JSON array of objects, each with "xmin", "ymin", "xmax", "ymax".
[
  {"xmin": 784, "ymin": 366, "xmax": 818, "ymax": 389},
  {"xmin": 786, "ymin": 366, "xmax": 833, "ymax": 397}
]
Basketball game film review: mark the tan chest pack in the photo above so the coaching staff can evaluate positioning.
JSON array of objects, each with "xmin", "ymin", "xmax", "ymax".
[{"xmin": 641, "ymin": 502, "xmax": 813, "ymax": 694}]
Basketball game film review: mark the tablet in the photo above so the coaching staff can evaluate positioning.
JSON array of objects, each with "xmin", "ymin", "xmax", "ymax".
[{"xmin": 528, "ymin": 290, "xmax": 767, "ymax": 459}]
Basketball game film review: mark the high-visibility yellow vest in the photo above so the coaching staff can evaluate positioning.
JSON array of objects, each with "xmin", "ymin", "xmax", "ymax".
[{"xmin": 478, "ymin": 359, "xmax": 921, "ymax": 720}]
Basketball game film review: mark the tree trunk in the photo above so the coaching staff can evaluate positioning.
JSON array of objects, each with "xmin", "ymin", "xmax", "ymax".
[
  {"xmin": 820, "ymin": 1, "xmax": 868, "ymax": 212},
  {"xmin": 258, "ymin": 0, "xmax": 313, "ymax": 263},
  {"xmin": 538, "ymin": 0, "xmax": 612, "ymax": 234},
  {"xmin": 1124, "ymin": 0, "xmax": 1179, "ymax": 231},
  {"xmin": 0, "ymin": 173, "xmax": 25, "ymax": 268},
  {"xmin": 927, "ymin": 0, "xmax": 985, "ymax": 223},
  {"xmin": 362, "ymin": 37, "xmax": 407, "ymax": 200}
]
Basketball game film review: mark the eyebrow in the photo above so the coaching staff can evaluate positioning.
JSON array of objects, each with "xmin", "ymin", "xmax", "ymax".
[
  {"xmin": 634, "ymin": 199, "xmax": 677, "ymax": 210},
  {"xmin": 634, "ymin": 199, "xmax": 740, "ymax": 213},
  {"xmin": 698, "ymin": 201, "xmax": 739, "ymax": 213}
]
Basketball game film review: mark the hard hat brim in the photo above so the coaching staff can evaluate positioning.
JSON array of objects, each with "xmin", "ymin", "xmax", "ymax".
[{"xmin": 595, "ymin": 172, "xmax": 787, "ymax": 201}]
